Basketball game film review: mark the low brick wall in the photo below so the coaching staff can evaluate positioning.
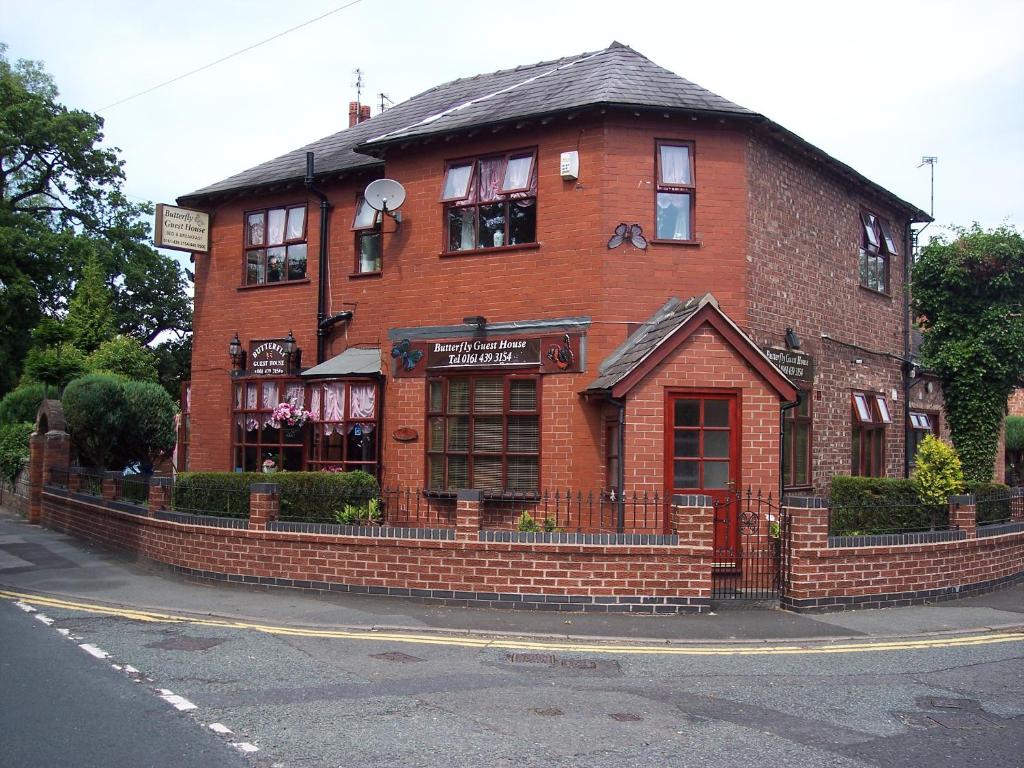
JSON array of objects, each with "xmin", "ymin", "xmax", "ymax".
[
  {"xmin": 38, "ymin": 487, "xmax": 714, "ymax": 614},
  {"xmin": 783, "ymin": 497, "xmax": 1024, "ymax": 612}
]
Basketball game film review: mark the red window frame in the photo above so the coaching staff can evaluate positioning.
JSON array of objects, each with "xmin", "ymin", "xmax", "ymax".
[
  {"xmin": 851, "ymin": 391, "xmax": 890, "ymax": 477},
  {"xmin": 782, "ymin": 390, "xmax": 813, "ymax": 489},
  {"xmin": 351, "ymin": 196, "xmax": 382, "ymax": 276},
  {"xmin": 859, "ymin": 210, "xmax": 898, "ymax": 295},
  {"xmin": 653, "ymin": 139, "xmax": 696, "ymax": 243},
  {"xmin": 231, "ymin": 378, "xmax": 308, "ymax": 472},
  {"xmin": 243, "ymin": 204, "xmax": 308, "ymax": 286},
  {"xmin": 305, "ymin": 379, "xmax": 380, "ymax": 476}
]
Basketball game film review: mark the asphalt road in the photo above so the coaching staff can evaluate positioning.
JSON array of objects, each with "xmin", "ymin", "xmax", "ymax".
[
  {"xmin": 2, "ymin": 594, "xmax": 1021, "ymax": 768},
  {"xmin": 0, "ymin": 600, "xmax": 250, "ymax": 768}
]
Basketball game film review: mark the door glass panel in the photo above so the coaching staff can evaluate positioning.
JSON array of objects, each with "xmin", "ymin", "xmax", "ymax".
[
  {"xmin": 704, "ymin": 461, "xmax": 730, "ymax": 489},
  {"xmin": 674, "ymin": 430, "xmax": 699, "ymax": 457},
  {"xmin": 674, "ymin": 460, "xmax": 699, "ymax": 488},
  {"xmin": 704, "ymin": 400, "xmax": 729, "ymax": 427},
  {"xmin": 704, "ymin": 431, "xmax": 729, "ymax": 458},
  {"xmin": 674, "ymin": 400, "xmax": 699, "ymax": 427}
]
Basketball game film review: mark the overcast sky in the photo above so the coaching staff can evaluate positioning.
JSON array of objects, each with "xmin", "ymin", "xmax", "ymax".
[{"xmin": 5, "ymin": 0, "xmax": 1023, "ymax": 249}]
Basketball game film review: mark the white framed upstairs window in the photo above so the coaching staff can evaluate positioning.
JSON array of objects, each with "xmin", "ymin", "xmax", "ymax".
[
  {"xmin": 352, "ymin": 197, "xmax": 382, "ymax": 275},
  {"xmin": 654, "ymin": 140, "xmax": 696, "ymax": 242}
]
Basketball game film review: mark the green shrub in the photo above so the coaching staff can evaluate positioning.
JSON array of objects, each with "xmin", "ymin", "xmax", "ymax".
[
  {"xmin": 0, "ymin": 384, "xmax": 45, "ymax": 426},
  {"xmin": 335, "ymin": 498, "xmax": 382, "ymax": 526},
  {"xmin": 62, "ymin": 374, "xmax": 128, "ymax": 468},
  {"xmin": 1006, "ymin": 416, "xmax": 1024, "ymax": 453},
  {"xmin": 172, "ymin": 470, "xmax": 381, "ymax": 521},
  {"xmin": 911, "ymin": 434, "xmax": 964, "ymax": 505},
  {"xmin": 87, "ymin": 336, "xmax": 159, "ymax": 382},
  {"xmin": 120, "ymin": 380, "xmax": 176, "ymax": 468},
  {"xmin": 967, "ymin": 481, "xmax": 1013, "ymax": 524},
  {"xmin": 0, "ymin": 422, "xmax": 34, "ymax": 482},
  {"xmin": 517, "ymin": 511, "xmax": 539, "ymax": 532},
  {"xmin": 21, "ymin": 343, "xmax": 87, "ymax": 391},
  {"xmin": 828, "ymin": 476, "xmax": 943, "ymax": 534}
]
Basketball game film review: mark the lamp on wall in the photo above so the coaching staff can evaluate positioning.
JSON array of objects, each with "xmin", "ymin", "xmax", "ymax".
[
  {"xmin": 228, "ymin": 332, "xmax": 245, "ymax": 374},
  {"xmin": 785, "ymin": 327, "xmax": 801, "ymax": 350},
  {"xmin": 283, "ymin": 330, "xmax": 300, "ymax": 374}
]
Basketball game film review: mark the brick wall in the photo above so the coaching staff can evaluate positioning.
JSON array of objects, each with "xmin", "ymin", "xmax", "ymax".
[{"xmin": 39, "ymin": 489, "xmax": 713, "ymax": 613}]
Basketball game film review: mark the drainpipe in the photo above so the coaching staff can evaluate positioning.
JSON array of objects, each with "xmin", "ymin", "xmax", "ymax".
[
  {"xmin": 609, "ymin": 396, "xmax": 626, "ymax": 533},
  {"xmin": 305, "ymin": 152, "xmax": 332, "ymax": 364},
  {"xmin": 902, "ymin": 218, "xmax": 914, "ymax": 478}
]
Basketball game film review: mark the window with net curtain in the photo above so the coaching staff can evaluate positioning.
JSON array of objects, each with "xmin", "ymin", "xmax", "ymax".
[
  {"xmin": 351, "ymin": 197, "xmax": 382, "ymax": 274},
  {"xmin": 655, "ymin": 141, "xmax": 695, "ymax": 241},
  {"xmin": 426, "ymin": 375, "xmax": 540, "ymax": 492},
  {"xmin": 244, "ymin": 205, "xmax": 307, "ymax": 285},
  {"xmin": 441, "ymin": 150, "xmax": 537, "ymax": 252},
  {"xmin": 232, "ymin": 380, "xmax": 306, "ymax": 471},
  {"xmin": 307, "ymin": 380, "xmax": 379, "ymax": 474}
]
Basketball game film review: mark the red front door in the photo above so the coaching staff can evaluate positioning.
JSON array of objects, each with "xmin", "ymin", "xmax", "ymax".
[{"xmin": 666, "ymin": 393, "xmax": 740, "ymax": 556}]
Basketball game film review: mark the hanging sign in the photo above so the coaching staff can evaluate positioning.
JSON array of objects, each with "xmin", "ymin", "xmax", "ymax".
[
  {"xmin": 250, "ymin": 339, "xmax": 288, "ymax": 376},
  {"xmin": 154, "ymin": 204, "xmax": 210, "ymax": 253},
  {"xmin": 763, "ymin": 347, "xmax": 814, "ymax": 383}
]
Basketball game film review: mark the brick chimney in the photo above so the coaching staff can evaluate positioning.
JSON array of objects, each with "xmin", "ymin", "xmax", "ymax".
[
  {"xmin": 359, "ymin": 104, "xmax": 371, "ymax": 123},
  {"xmin": 348, "ymin": 101, "xmax": 360, "ymax": 128}
]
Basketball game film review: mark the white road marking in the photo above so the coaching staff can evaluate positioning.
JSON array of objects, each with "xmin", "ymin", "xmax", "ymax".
[
  {"xmin": 123, "ymin": 664, "xmax": 140, "ymax": 675},
  {"xmin": 33, "ymin": 613, "xmax": 54, "ymax": 626},
  {"xmin": 233, "ymin": 743, "xmax": 259, "ymax": 753},
  {"xmin": 79, "ymin": 643, "xmax": 110, "ymax": 660},
  {"xmin": 14, "ymin": 601, "xmax": 36, "ymax": 612},
  {"xmin": 56, "ymin": 628, "xmax": 70, "ymax": 637},
  {"xmin": 157, "ymin": 689, "xmax": 197, "ymax": 711},
  {"xmin": 208, "ymin": 723, "xmax": 233, "ymax": 735}
]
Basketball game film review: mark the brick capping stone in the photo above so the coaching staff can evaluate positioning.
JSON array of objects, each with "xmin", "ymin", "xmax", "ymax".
[
  {"xmin": 672, "ymin": 494, "xmax": 712, "ymax": 507},
  {"xmin": 949, "ymin": 494, "xmax": 975, "ymax": 505},
  {"xmin": 782, "ymin": 495, "xmax": 828, "ymax": 508},
  {"xmin": 250, "ymin": 482, "xmax": 279, "ymax": 495},
  {"xmin": 248, "ymin": 482, "xmax": 280, "ymax": 531},
  {"xmin": 456, "ymin": 489, "xmax": 484, "ymax": 502}
]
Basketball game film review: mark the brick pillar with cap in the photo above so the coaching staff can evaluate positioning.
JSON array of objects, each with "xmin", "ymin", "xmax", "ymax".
[
  {"xmin": 148, "ymin": 476, "xmax": 172, "ymax": 515},
  {"xmin": 949, "ymin": 494, "xmax": 977, "ymax": 539},
  {"xmin": 249, "ymin": 482, "xmax": 279, "ymax": 531},
  {"xmin": 27, "ymin": 432, "xmax": 44, "ymax": 523},
  {"xmin": 455, "ymin": 489, "xmax": 482, "ymax": 542}
]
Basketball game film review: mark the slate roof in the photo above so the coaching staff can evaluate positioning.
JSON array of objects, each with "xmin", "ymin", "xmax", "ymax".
[
  {"xmin": 178, "ymin": 42, "xmax": 929, "ymax": 221},
  {"xmin": 585, "ymin": 295, "xmax": 711, "ymax": 393}
]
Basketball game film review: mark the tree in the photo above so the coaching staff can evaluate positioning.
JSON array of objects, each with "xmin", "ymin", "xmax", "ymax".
[
  {"xmin": 65, "ymin": 253, "xmax": 115, "ymax": 352},
  {"xmin": 87, "ymin": 335, "xmax": 158, "ymax": 382},
  {"xmin": 913, "ymin": 224, "xmax": 1024, "ymax": 483},
  {"xmin": 21, "ymin": 342, "xmax": 87, "ymax": 392},
  {"xmin": 0, "ymin": 44, "xmax": 192, "ymax": 394}
]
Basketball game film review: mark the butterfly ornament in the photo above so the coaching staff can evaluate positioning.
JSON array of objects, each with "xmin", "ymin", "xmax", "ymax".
[
  {"xmin": 607, "ymin": 223, "xmax": 648, "ymax": 250},
  {"xmin": 390, "ymin": 338, "xmax": 423, "ymax": 371}
]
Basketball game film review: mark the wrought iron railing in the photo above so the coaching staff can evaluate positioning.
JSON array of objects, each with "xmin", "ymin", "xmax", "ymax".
[
  {"xmin": 975, "ymin": 487, "xmax": 1024, "ymax": 527},
  {"xmin": 482, "ymin": 490, "xmax": 663, "ymax": 533}
]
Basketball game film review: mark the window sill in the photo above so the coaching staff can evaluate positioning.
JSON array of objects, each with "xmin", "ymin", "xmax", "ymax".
[
  {"xmin": 858, "ymin": 285, "xmax": 892, "ymax": 300},
  {"xmin": 440, "ymin": 242, "xmax": 541, "ymax": 258},
  {"xmin": 349, "ymin": 271, "xmax": 383, "ymax": 280},
  {"xmin": 650, "ymin": 238, "xmax": 702, "ymax": 247},
  {"xmin": 237, "ymin": 278, "xmax": 311, "ymax": 291}
]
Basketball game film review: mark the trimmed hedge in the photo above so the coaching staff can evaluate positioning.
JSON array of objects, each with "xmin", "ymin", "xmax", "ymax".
[
  {"xmin": 0, "ymin": 422, "xmax": 34, "ymax": 483},
  {"xmin": 968, "ymin": 481, "xmax": 1012, "ymax": 524},
  {"xmin": 172, "ymin": 470, "xmax": 380, "ymax": 521},
  {"xmin": 0, "ymin": 384, "xmax": 45, "ymax": 427},
  {"xmin": 829, "ymin": 476, "xmax": 946, "ymax": 535}
]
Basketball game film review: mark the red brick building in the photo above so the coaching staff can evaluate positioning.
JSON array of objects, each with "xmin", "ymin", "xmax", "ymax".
[{"xmin": 177, "ymin": 42, "xmax": 933, "ymax": 522}]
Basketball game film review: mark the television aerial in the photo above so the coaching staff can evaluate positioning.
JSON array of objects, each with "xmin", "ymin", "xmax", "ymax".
[{"xmin": 363, "ymin": 178, "xmax": 406, "ymax": 226}]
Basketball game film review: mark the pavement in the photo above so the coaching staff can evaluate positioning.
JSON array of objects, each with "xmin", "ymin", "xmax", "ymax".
[{"xmin": 1, "ymin": 505, "xmax": 1021, "ymax": 645}]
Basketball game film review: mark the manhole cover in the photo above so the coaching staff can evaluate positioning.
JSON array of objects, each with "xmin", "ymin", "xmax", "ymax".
[
  {"xmin": 146, "ymin": 636, "xmax": 225, "ymax": 651},
  {"xmin": 922, "ymin": 697, "xmax": 979, "ymax": 711},
  {"xmin": 529, "ymin": 708, "xmax": 564, "ymax": 717},
  {"xmin": 370, "ymin": 651, "xmax": 424, "ymax": 663},
  {"xmin": 559, "ymin": 659, "xmax": 597, "ymax": 670},
  {"xmin": 507, "ymin": 653, "xmax": 557, "ymax": 665},
  {"xmin": 926, "ymin": 712, "xmax": 1000, "ymax": 730},
  {"xmin": 610, "ymin": 713, "xmax": 642, "ymax": 722}
]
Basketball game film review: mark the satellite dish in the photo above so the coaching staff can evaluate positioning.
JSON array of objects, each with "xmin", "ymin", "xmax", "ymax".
[{"xmin": 364, "ymin": 178, "xmax": 406, "ymax": 213}]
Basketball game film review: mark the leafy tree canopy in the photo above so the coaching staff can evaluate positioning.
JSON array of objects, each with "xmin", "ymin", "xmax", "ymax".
[
  {"xmin": 913, "ymin": 224, "xmax": 1024, "ymax": 483},
  {"xmin": 0, "ymin": 44, "xmax": 191, "ymax": 395},
  {"xmin": 65, "ymin": 253, "xmax": 116, "ymax": 352},
  {"xmin": 87, "ymin": 335, "xmax": 159, "ymax": 382}
]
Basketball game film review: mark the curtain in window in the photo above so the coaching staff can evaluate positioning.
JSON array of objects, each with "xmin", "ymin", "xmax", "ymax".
[
  {"xmin": 284, "ymin": 383, "xmax": 303, "ymax": 407},
  {"xmin": 285, "ymin": 207, "xmax": 304, "ymax": 240},
  {"xmin": 267, "ymin": 209, "xmax": 286, "ymax": 245},
  {"xmin": 660, "ymin": 145, "xmax": 691, "ymax": 185},
  {"xmin": 245, "ymin": 384, "xmax": 259, "ymax": 431},
  {"xmin": 309, "ymin": 386, "xmax": 321, "ymax": 421},
  {"xmin": 502, "ymin": 156, "xmax": 532, "ymax": 191},
  {"xmin": 262, "ymin": 382, "xmax": 280, "ymax": 426},
  {"xmin": 474, "ymin": 157, "xmax": 505, "ymax": 203},
  {"xmin": 349, "ymin": 383, "xmax": 376, "ymax": 419},
  {"xmin": 323, "ymin": 384, "xmax": 344, "ymax": 435}
]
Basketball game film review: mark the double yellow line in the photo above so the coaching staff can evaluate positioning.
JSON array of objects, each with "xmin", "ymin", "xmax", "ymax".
[{"xmin": 3, "ymin": 588, "xmax": 1022, "ymax": 657}]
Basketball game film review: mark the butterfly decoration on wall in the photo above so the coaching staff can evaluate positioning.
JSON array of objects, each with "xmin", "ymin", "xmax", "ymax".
[
  {"xmin": 390, "ymin": 338, "xmax": 423, "ymax": 371},
  {"xmin": 546, "ymin": 333, "xmax": 575, "ymax": 370},
  {"xmin": 607, "ymin": 223, "xmax": 648, "ymax": 250}
]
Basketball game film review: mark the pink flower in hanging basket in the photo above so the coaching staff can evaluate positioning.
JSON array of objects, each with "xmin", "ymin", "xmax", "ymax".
[{"xmin": 271, "ymin": 401, "xmax": 316, "ymax": 428}]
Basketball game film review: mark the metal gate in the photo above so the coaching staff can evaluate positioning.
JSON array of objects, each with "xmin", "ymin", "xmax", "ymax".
[{"xmin": 711, "ymin": 490, "xmax": 789, "ymax": 601}]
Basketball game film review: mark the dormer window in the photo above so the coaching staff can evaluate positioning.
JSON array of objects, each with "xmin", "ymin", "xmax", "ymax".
[
  {"xmin": 441, "ymin": 150, "xmax": 537, "ymax": 253},
  {"xmin": 352, "ymin": 197, "xmax": 382, "ymax": 275},
  {"xmin": 859, "ymin": 211, "xmax": 898, "ymax": 294}
]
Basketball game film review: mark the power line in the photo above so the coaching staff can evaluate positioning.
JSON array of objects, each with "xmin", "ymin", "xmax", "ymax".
[{"xmin": 97, "ymin": 0, "xmax": 366, "ymax": 112}]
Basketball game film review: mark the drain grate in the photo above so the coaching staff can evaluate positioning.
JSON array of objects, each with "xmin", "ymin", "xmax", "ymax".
[
  {"xmin": 559, "ymin": 659, "xmax": 597, "ymax": 670},
  {"xmin": 146, "ymin": 635, "xmax": 226, "ymax": 651},
  {"xmin": 925, "ymin": 712, "xmax": 1000, "ymax": 730},
  {"xmin": 610, "ymin": 713, "xmax": 642, "ymax": 722},
  {"xmin": 507, "ymin": 653, "xmax": 557, "ymax": 665},
  {"xmin": 370, "ymin": 651, "xmax": 424, "ymax": 663},
  {"xmin": 529, "ymin": 707, "xmax": 564, "ymax": 717}
]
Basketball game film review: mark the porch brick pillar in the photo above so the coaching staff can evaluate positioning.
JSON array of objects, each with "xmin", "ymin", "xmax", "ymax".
[
  {"xmin": 949, "ymin": 494, "xmax": 977, "ymax": 539},
  {"xmin": 249, "ymin": 483, "xmax": 279, "ymax": 531},
  {"xmin": 148, "ymin": 476, "xmax": 172, "ymax": 515},
  {"xmin": 102, "ymin": 471, "xmax": 121, "ymax": 501},
  {"xmin": 455, "ymin": 489, "xmax": 482, "ymax": 542},
  {"xmin": 27, "ymin": 432, "xmax": 44, "ymax": 523},
  {"xmin": 42, "ymin": 431, "xmax": 71, "ymax": 490},
  {"xmin": 670, "ymin": 494, "xmax": 714, "ymax": 547},
  {"xmin": 782, "ymin": 496, "xmax": 830, "ymax": 604}
]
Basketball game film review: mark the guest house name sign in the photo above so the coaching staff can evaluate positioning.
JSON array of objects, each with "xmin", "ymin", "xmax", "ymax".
[
  {"xmin": 250, "ymin": 339, "xmax": 288, "ymax": 376},
  {"xmin": 154, "ymin": 204, "xmax": 209, "ymax": 253},
  {"xmin": 393, "ymin": 334, "xmax": 582, "ymax": 377},
  {"xmin": 763, "ymin": 347, "xmax": 814, "ymax": 383}
]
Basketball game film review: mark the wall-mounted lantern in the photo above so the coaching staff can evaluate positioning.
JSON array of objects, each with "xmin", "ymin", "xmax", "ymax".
[
  {"xmin": 229, "ymin": 332, "xmax": 245, "ymax": 374},
  {"xmin": 283, "ymin": 329, "xmax": 302, "ymax": 374},
  {"xmin": 785, "ymin": 327, "xmax": 801, "ymax": 351}
]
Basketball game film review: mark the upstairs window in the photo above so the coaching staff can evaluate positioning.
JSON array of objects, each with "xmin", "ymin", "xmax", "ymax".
[
  {"xmin": 441, "ymin": 150, "xmax": 537, "ymax": 252},
  {"xmin": 908, "ymin": 410, "xmax": 940, "ymax": 466},
  {"xmin": 352, "ymin": 197, "xmax": 382, "ymax": 274},
  {"xmin": 655, "ymin": 140, "xmax": 695, "ymax": 241},
  {"xmin": 245, "ymin": 205, "xmax": 307, "ymax": 285},
  {"xmin": 859, "ymin": 211, "xmax": 898, "ymax": 294},
  {"xmin": 852, "ymin": 391, "xmax": 891, "ymax": 477}
]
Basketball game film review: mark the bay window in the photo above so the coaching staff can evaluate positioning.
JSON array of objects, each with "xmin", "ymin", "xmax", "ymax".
[
  {"xmin": 233, "ymin": 379, "xmax": 306, "ymax": 472},
  {"xmin": 426, "ymin": 374, "xmax": 540, "ymax": 492},
  {"xmin": 307, "ymin": 380, "xmax": 379, "ymax": 474},
  {"xmin": 441, "ymin": 150, "xmax": 537, "ymax": 252},
  {"xmin": 655, "ymin": 140, "xmax": 695, "ymax": 241},
  {"xmin": 245, "ymin": 205, "xmax": 307, "ymax": 285}
]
